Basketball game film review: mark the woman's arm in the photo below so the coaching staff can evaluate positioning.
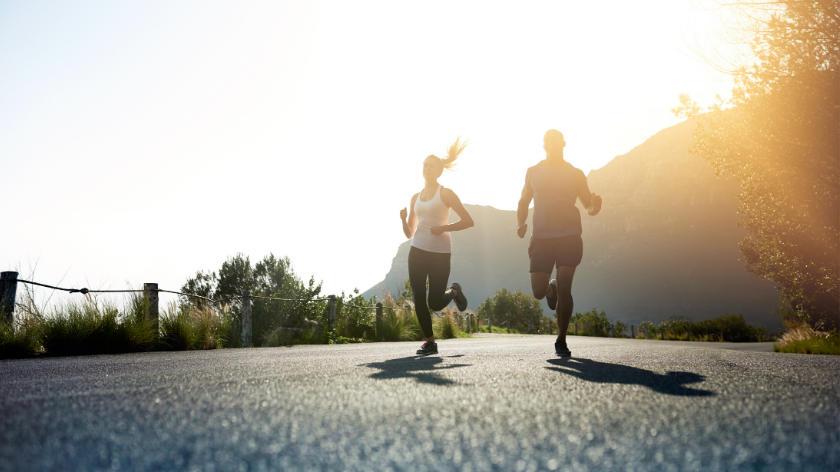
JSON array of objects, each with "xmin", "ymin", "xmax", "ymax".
[
  {"xmin": 431, "ymin": 188, "xmax": 474, "ymax": 235},
  {"xmin": 401, "ymin": 194, "xmax": 419, "ymax": 239}
]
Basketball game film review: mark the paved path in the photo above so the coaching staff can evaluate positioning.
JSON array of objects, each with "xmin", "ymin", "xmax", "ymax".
[{"xmin": 1, "ymin": 335, "xmax": 837, "ymax": 471}]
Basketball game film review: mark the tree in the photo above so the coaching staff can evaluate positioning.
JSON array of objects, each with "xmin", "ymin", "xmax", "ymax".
[
  {"xmin": 181, "ymin": 253, "xmax": 324, "ymax": 345},
  {"xmin": 674, "ymin": 0, "xmax": 839, "ymax": 326},
  {"xmin": 475, "ymin": 288, "xmax": 545, "ymax": 332}
]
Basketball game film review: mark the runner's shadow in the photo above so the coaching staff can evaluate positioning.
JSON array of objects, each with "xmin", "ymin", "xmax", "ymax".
[
  {"xmin": 546, "ymin": 358, "xmax": 715, "ymax": 397},
  {"xmin": 361, "ymin": 356, "xmax": 470, "ymax": 386}
]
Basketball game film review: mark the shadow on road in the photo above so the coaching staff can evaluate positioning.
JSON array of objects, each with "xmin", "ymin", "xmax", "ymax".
[
  {"xmin": 546, "ymin": 358, "xmax": 715, "ymax": 396},
  {"xmin": 361, "ymin": 356, "xmax": 470, "ymax": 386}
]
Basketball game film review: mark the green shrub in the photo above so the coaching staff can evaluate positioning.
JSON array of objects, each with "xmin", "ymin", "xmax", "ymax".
[
  {"xmin": 0, "ymin": 317, "xmax": 41, "ymax": 359},
  {"xmin": 571, "ymin": 309, "xmax": 611, "ymax": 337},
  {"xmin": 774, "ymin": 320, "xmax": 839, "ymax": 355},
  {"xmin": 159, "ymin": 302, "xmax": 229, "ymax": 350},
  {"xmin": 774, "ymin": 337, "xmax": 840, "ymax": 355},
  {"xmin": 433, "ymin": 310, "xmax": 460, "ymax": 339},
  {"xmin": 40, "ymin": 297, "xmax": 156, "ymax": 356}
]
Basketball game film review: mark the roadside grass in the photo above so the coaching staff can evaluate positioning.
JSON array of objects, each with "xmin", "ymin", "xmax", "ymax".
[
  {"xmin": 432, "ymin": 308, "xmax": 471, "ymax": 339},
  {"xmin": 263, "ymin": 326, "xmax": 324, "ymax": 347},
  {"xmin": 774, "ymin": 321, "xmax": 840, "ymax": 355},
  {"xmin": 40, "ymin": 296, "xmax": 156, "ymax": 356},
  {"xmin": 473, "ymin": 325, "xmax": 527, "ymax": 335},
  {"xmin": 159, "ymin": 301, "xmax": 234, "ymax": 350},
  {"xmin": 0, "ymin": 316, "xmax": 41, "ymax": 359}
]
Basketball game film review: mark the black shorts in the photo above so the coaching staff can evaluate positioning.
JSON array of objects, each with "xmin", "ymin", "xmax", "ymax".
[{"xmin": 528, "ymin": 235, "xmax": 583, "ymax": 273}]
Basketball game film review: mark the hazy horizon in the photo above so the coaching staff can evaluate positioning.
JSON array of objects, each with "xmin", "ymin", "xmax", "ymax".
[{"xmin": 1, "ymin": 1, "xmax": 737, "ymax": 300}]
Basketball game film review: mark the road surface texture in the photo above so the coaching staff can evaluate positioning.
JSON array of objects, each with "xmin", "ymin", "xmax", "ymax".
[{"xmin": 1, "ymin": 335, "xmax": 838, "ymax": 472}]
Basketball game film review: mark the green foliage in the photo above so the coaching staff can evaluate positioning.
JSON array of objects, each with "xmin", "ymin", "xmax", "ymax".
[
  {"xmin": 335, "ymin": 289, "xmax": 378, "ymax": 340},
  {"xmin": 636, "ymin": 321, "xmax": 658, "ymax": 338},
  {"xmin": 673, "ymin": 1, "xmax": 839, "ymax": 326},
  {"xmin": 774, "ymin": 319, "xmax": 839, "ymax": 354},
  {"xmin": 614, "ymin": 320, "xmax": 628, "ymax": 338},
  {"xmin": 475, "ymin": 288, "xmax": 544, "ymax": 332},
  {"xmin": 376, "ymin": 293, "xmax": 423, "ymax": 342},
  {"xmin": 181, "ymin": 253, "xmax": 325, "ymax": 346},
  {"xmin": 0, "ymin": 318, "xmax": 41, "ymax": 359},
  {"xmin": 158, "ymin": 302, "xmax": 233, "ymax": 350},
  {"xmin": 40, "ymin": 296, "xmax": 156, "ymax": 356},
  {"xmin": 774, "ymin": 337, "xmax": 840, "ymax": 355},
  {"xmin": 433, "ymin": 309, "xmax": 471, "ymax": 339},
  {"xmin": 634, "ymin": 314, "xmax": 771, "ymax": 342},
  {"xmin": 571, "ymin": 309, "xmax": 612, "ymax": 337}
]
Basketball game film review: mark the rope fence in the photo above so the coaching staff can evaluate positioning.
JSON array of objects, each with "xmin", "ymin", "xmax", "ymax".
[{"xmin": 0, "ymin": 271, "xmax": 407, "ymax": 347}]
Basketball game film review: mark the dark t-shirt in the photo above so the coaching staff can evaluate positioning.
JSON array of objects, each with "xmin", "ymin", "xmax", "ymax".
[{"xmin": 525, "ymin": 161, "xmax": 586, "ymax": 238}]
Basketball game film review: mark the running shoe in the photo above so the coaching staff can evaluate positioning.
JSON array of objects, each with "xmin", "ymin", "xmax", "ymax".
[
  {"xmin": 555, "ymin": 342, "xmax": 571, "ymax": 357},
  {"xmin": 546, "ymin": 279, "xmax": 558, "ymax": 311},
  {"xmin": 416, "ymin": 341, "xmax": 438, "ymax": 356},
  {"xmin": 450, "ymin": 282, "xmax": 468, "ymax": 311}
]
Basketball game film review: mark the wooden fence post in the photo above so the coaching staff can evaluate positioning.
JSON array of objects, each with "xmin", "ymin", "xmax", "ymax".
[
  {"xmin": 375, "ymin": 302, "xmax": 383, "ymax": 339},
  {"xmin": 1, "ymin": 271, "xmax": 18, "ymax": 324},
  {"xmin": 328, "ymin": 295, "xmax": 336, "ymax": 335},
  {"xmin": 144, "ymin": 283, "xmax": 159, "ymax": 335},
  {"xmin": 465, "ymin": 312, "xmax": 470, "ymax": 332},
  {"xmin": 487, "ymin": 318, "xmax": 491, "ymax": 333},
  {"xmin": 631, "ymin": 325, "xmax": 635, "ymax": 339},
  {"xmin": 574, "ymin": 323, "xmax": 577, "ymax": 335},
  {"xmin": 242, "ymin": 290, "xmax": 252, "ymax": 348}
]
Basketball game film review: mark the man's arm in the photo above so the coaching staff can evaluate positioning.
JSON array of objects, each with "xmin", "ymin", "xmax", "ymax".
[
  {"xmin": 577, "ymin": 174, "xmax": 602, "ymax": 216},
  {"xmin": 517, "ymin": 170, "xmax": 533, "ymax": 238}
]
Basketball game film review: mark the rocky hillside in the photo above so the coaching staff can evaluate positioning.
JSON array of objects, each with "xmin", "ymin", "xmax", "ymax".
[{"xmin": 365, "ymin": 120, "xmax": 782, "ymax": 329}]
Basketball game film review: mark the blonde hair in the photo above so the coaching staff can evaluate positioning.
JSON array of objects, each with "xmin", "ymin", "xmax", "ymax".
[{"xmin": 429, "ymin": 137, "xmax": 469, "ymax": 172}]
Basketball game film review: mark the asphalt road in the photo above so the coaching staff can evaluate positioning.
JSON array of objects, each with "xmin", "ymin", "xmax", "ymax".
[{"xmin": 1, "ymin": 335, "xmax": 838, "ymax": 472}]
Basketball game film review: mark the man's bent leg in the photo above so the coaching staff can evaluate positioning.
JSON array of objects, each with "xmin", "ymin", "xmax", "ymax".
[
  {"xmin": 530, "ymin": 272, "xmax": 551, "ymax": 300},
  {"xmin": 555, "ymin": 266, "xmax": 576, "ymax": 345}
]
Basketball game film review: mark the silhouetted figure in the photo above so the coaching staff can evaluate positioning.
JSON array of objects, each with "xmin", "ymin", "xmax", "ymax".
[
  {"xmin": 362, "ymin": 356, "xmax": 471, "ymax": 385},
  {"xmin": 546, "ymin": 358, "xmax": 714, "ymax": 396},
  {"xmin": 517, "ymin": 130, "xmax": 602, "ymax": 357},
  {"xmin": 400, "ymin": 139, "xmax": 474, "ymax": 356}
]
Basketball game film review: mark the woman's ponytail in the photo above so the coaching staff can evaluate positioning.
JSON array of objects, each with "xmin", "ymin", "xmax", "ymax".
[{"xmin": 441, "ymin": 137, "xmax": 469, "ymax": 171}]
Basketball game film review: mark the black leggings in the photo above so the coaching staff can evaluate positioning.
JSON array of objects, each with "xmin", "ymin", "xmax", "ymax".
[{"xmin": 408, "ymin": 246, "xmax": 454, "ymax": 339}]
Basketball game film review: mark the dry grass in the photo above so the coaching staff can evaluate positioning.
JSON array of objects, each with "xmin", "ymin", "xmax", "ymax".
[
  {"xmin": 159, "ymin": 301, "xmax": 236, "ymax": 350},
  {"xmin": 774, "ymin": 320, "xmax": 839, "ymax": 355}
]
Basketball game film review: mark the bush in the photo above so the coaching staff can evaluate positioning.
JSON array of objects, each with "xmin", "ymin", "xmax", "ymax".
[
  {"xmin": 159, "ymin": 302, "xmax": 232, "ymax": 350},
  {"xmin": 571, "ymin": 309, "xmax": 611, "ymax": 337},
  {"xmin": 774, "ymin": 320, "xmax": 839, "ymax": 355},
  {"xmin": 0, "ymin": 317, "xmax": 41, "ymax": 359},
  {"xmin": 632, "ymin": 314, "xmax": 771, "ymax": 342},
  {"xmin": 614, "ymin": 320, "xmax": 628, "ymax": 338},
  {"xmin": 40, "ymin": 296, "xmax": 156, "ymax": 356},
  {"xmin": 433, "ymin": 308, "xmax": 471, "ymax": 339}
]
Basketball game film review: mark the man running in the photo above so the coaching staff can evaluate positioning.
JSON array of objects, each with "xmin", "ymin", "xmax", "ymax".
[{"xmin": 516, "ymin": 129, "xmax": 602, "ymax": 357}]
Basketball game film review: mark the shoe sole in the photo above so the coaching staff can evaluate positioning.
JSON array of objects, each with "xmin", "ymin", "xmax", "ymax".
[
  {"xmin": 416, "ymin": 350, "xmax": 438, "ymax": 356},
  {"xmin": 555, "ymin": 351, "xmax": 572, "ymax": 357},
  {"xmin": 451, "ymin": 282, "xmax": 468, "ymax": 311},
  {"xmin": 547, "ymin": 279, "xmax": 558, "ymax": 311}
]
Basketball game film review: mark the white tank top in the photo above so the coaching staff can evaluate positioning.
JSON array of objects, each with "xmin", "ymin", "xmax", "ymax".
[{"xmin": 411, "ymin": 185, "xmax": 451, "ymax": 253}]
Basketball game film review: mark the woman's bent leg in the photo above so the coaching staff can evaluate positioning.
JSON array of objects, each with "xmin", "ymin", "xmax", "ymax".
[
  {"xmin": 408, "ymin": 247, "xmax": 435, "ymax": 339},
  {"xmin": 427, "ymin": 252, "xmax": 453, "ymax": 311}
]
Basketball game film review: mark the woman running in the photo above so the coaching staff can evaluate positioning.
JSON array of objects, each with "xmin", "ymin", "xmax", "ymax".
[{"xmin": 399, "ymin": 138, "xmax": 474, "ymax": 356}]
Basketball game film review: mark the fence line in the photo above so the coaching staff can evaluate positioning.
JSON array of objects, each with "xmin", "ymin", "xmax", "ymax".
[{"xmin": 0, "ymin": 271, "xmax": 409, "ymax": 347}]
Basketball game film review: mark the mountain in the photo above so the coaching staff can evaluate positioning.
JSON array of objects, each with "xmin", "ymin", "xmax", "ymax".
[{"xmin": 364, "ymin": 120, "xmax": 782, "ymax": 329}]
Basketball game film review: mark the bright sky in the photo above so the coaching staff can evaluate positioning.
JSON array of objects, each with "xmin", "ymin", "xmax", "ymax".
[{"xmin": 0, "ymin": 0, "xmax": 734, "ymax": 303}]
